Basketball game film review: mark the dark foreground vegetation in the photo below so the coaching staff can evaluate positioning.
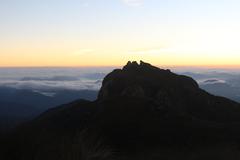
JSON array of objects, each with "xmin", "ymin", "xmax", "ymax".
[{"xmin": 1, "ymin": 61, "xmax": 240, "ymax": 160}]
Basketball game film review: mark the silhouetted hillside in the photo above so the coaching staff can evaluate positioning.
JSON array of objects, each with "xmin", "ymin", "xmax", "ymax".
[
  {"xmin": 0, "ymin": 87, "xmax": 98, "ymax": 131},
  {"xmin": 2, "ymin": 61, "xmax": 240, "ymax": 160}
]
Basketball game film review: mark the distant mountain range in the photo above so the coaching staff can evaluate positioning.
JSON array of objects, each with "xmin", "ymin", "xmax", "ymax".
[
  {"xmin": 0, "ymin": 87, "xmax": 97, "ymax": 131},
  {"xmin": 2, "ymin": 61, "xmax": 240, "ymax": 160}
]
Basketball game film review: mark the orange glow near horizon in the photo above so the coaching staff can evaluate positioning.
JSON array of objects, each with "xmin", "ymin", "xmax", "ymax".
[
  {"xmin": 2, "ymin": 26, "xmax": 240, "ymax": 68},
  {"xmin": 1, "ymin": 52, "xmax": 240, "ymax": 69},
  {"xmin": 1, "ymin": 46, "xmax": 240, "ymax": 68}
]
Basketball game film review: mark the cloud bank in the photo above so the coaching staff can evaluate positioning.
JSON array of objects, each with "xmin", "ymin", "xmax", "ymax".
[
  {"xmin": 0, "ymin": 79, "xmax": 102, "ymax": 91},
  {"xmin": 0, "ymin": 73, "xmax": 108, "ymax": 91}
]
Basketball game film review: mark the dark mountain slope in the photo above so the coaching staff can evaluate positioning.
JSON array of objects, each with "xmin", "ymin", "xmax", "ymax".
[
  {"xmin": 0, "ymin": 87, "xmax": 98, "ymax": 131},
  {"xmin": 2, "ymin": 61, "xmax": 240, "ymax": 160}
]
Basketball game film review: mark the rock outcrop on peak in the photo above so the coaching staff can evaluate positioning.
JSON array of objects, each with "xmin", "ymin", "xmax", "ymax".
[{"xmin": 99, "ymin": 61, "xmax": 199, "ymax": 101}]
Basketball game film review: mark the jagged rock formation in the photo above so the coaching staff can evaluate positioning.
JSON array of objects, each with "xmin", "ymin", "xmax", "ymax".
[{"xmin": 99, "ymin": 61, "xmax": 199, "ymax": 106}]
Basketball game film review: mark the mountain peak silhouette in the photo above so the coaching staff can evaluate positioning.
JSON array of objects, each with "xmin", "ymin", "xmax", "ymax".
[
  {"xmin": 98, "ymin": 61, "xmax": 199, "ymax": 110},
  {"xmin": 3, "ymin": 61, "xmax": 240, "ymax": 160}
]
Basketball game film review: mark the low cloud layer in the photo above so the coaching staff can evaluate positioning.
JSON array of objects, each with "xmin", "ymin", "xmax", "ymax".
[
  {"xmin": 0, "ymin": 72, "xmax": 107, "ymax": 92},
  {"xmin": 198, "ymin": 79, "xmax": 227, "ymax": 85},
  {"xmin": 0, "ymin": 68, "xmax": 110, "ymax": 92},
  {"xmin": 0, "ymin": 79, "xmax": 102, "ymax": 91}
]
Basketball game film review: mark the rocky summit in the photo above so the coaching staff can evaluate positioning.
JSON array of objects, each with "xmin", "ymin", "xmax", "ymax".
[{"xmin": 98, "ymin": 61, "xmax": 199, "ymax": 111}]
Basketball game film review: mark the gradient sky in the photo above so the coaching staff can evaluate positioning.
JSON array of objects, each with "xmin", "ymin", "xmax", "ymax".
[{"xmin": 1, "ymin": 0, "xmax": 240, "ymax": 67}]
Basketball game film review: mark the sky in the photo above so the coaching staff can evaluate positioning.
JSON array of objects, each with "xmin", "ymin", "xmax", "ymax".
[{"xmin": 1, "ymin": 0, "xmax": 240, "ymax": 67}]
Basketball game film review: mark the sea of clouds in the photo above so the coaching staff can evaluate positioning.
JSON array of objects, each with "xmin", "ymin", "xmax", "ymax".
[
  {"xmin": 0, "ymin": 67, "xmax": 113, "ymax": 92},
  {"xmin": 0, "ymin": 67, "xmax": 240, "ymax": 97}
]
